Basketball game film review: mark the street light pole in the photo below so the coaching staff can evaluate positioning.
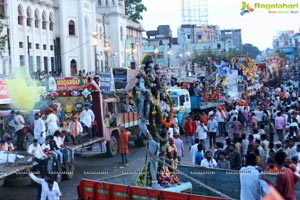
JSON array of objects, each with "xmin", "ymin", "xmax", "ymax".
[{"xmin": 91, "ymin": 31, "xmax": 99, "ymax": 74}]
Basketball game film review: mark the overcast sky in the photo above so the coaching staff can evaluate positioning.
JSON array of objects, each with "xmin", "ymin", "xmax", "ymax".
[{"xmin": 141, "ymin": 0, "xmax": 300, "ymax": 50}]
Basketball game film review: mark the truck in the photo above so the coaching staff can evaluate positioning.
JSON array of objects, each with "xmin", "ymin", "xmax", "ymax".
[
  {"xmin": 168, "ymin": 88, "xmax": 224, "ymax": 130},
  {"xmin": 47, "ymin": 76, "xmax": 141, "ymax": 157}
]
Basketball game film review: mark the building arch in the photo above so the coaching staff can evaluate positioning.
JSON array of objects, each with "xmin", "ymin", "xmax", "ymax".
[
  {"xmin": 34, "ymin": 9, "xmax": 40, "ymax": 28},
  {"xmin": 68, "ymin": 20, "xmax": 75, "ymax": 35},
  {"xmin": 49, "ymin": 12, "xmax": 53, "ymax": 31},
  {"xmin": 70, "ymin": 59, "xmax": 77, "ymax": 76},
  {"xmin": 42, "ymin": 10, "xmax": 47, "ymax": 29},
  {"xmin": 18, "ymin": 4, "xmax": 24, "ymax": 25},
  {"xmin": 26, "ymin": 6, "xmax": 32, "ymax": 27}
]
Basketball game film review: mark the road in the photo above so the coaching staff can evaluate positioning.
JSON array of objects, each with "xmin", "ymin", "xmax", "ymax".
[{"xmin": 0, "ymin": 136, "xmax": 221, "ymax": 200}]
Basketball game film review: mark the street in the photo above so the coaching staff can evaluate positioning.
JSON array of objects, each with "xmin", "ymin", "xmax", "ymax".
[
  {"xmin": 0, "ymin": 137, "xmax": 202, "ymax": 200},
  {"xmin": 0, "ymin": 135, "xmax": 227, "ymax": 200}
]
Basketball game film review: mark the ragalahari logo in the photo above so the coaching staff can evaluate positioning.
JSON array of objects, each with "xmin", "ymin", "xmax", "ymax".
[{"xmin": 240, "ymin": 2, "xmax": 254, "ymax": 15}]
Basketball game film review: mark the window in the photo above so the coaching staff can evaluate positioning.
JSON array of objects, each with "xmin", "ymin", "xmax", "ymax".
[
  {"xmin": 49, "ymin": 12, "xmax": 53, "ymax": 31},
  {"xmin": 50, "ymin": 45, "xmax": 53, "ymax": 50},
  {"xmin": 68, "ymin": 20, "xmax": 75, "ymax": 35},
  {"xmin": 28, "ymin": 42, "xmax": 32, "ymax": 49},
  {"xmin": 29, "ymin": 56, "xmax": 34, "ymax": 74},
  {"xmin": 105, "ymin": 0, "xmax": 108, "ymax": 6},
  {"xmin": 18, "ymin": 5, "xmax": 23, "ymax": 25},
  {"xmin": 98, "ymin": 0, "xmax": 101, "ymax": 6},
  {"xmin": 42, "ymin": 11, "xmax": 46, "ymax": 29},
  {"xmin": 19, "ymin": 55, "xmax": 25, "ymax": 66},
  {"xmin": 34, "ymin": 9, "xmax": 39, "ymax": 28},
  {"xmin": 36, "ymin": 56, "xmax": 41, "ymax": 71},
  {"xmin": 36, "ymin": 43, "xmax": 39, "ymax": 49},
  {"xmin": 70, "ymin": 59, "xmax": 77, "ymax": 76},
  {"xmin": 0, "ymin": 0, "xmax": 5, "ymax": 16},
  {"xmin": 44, "ymin": 57, "xmax": 48, "ymax": 73},
  {"xmin": 19, "ymin": 42, "xmax": 23, "ymax": 48},
  {"xmin": 112, "ymin": 0, "xmax": 115, "ymax": 5},
  {"xmin": 120, "ymin": 26, "xmax": 123, "ymax": 41},
  {"xmin": 43, "ymin": 44, "xmax": 46, "ymax": 50},
  {"xmin": 26, "ymin": 7, "xmax": 31, "ymax": 27}
]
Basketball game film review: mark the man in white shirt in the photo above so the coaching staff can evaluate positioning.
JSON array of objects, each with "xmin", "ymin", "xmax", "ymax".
[
  {"xmin": 191, "ymin": 138, "xmax": 200, "ymax": 165},
  {"xmin": 80, "ymin": 103, "xmax": 95, "ymax": 139},
  {"xmin": 196, "ymin": 121, "xmax": 208, "ymax": 150},
  {"xmin": 45, "ymin": 179, "xmax": 62, "ymax": 200},
  {"xmin": 4, "ymin": 137, "xmax": 14, "ymax": 152},
  {"xmin": 200, "ymin": 151, "xmax": 217, "ymax": 168},
  {"xmin": 45, "ymin": 107, "xmax": 59, "ymax": 137},
  {"xmin": 28, "ymin": 139, "xmax": 48, "ymax": 175},
  {"xmin": 14, "ymin": 111, "xmax": 25, "ymax": 151},
  {"xmin": 34, "ymin": 113, "xmax": 46, "ymax": 145},
  {"xmin": 28, "ymin": 171, "xmax": 61, "ymax": 200}
]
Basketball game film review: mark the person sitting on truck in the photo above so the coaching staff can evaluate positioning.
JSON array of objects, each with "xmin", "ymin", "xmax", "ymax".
[
  {"xmin": 0, "ymin": 140, "xmax": 5, "ymax": 151},
  {"xmin": 45, "ymin": 151, "xmax": 61, "ymax": 182},
  {"xmin": 59, "ymin": 131, "xmax": 75, "ymax": 163},
  {"xmin": 42, "ymin": 136, "xmax": 63, "ymax": 166},
  {"xmin": 28, "ymin": 139, "xmax": 48, "ymax": 176},
  {"xmin": 80, "ymin": 103, "xmax": 95, "ymax": 139},
  {"xmin": 4, "ymin": 137, "xmax": 14, "ymax": 152},
  {"xmin": 67, "ymin": 114, "xmax": 83, "ymax": 144}
]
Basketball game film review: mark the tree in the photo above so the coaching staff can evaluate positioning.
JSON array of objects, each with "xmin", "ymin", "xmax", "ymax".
[
  {"xmin": 242, "ymin": 43, "xmax": 261, "ymax": 59},
  {"xmin": 191, "ymin": 47, "xmax": 221, "ymax": 67},
  {"xmin": 226, "ymin": 48, "xmax": 241, "ymax": 61},
  {"xmin": 125, "ymin": 0, "xmax": 147, "ymax": 22},
  {"xmin": 0, "ymin": 13, "xmax": 7, "ymax": 52}
]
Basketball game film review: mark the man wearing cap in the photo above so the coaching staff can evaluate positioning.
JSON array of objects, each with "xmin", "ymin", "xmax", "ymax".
[
  {"xmin": 34, "ymin": 113, "xmax": 46, "ymax": 145},
  {"xmin": 67, "ymin": 114, "xmax": 83, "ymax": 144},
  {"xmin": 80, "ymin": 103, "xmax": 95, "ymax": 139},
  {"xmin": 45, "ymin": 107, "xmax": 59, "ymax": 137}
]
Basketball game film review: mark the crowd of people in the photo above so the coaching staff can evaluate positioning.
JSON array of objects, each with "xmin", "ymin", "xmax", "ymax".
[{"xmin": 156, "ymin": 64, "xmax": 300, "ymax": 199}]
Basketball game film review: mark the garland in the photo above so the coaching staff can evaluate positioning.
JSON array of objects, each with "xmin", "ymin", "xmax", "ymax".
[{"xmin": 152, "ymin": 95, "xmax": 174, "ymax": 128}]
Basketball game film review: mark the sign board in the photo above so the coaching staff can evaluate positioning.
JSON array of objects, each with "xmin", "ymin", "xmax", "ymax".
[
  {"xmin": 98, "ymin": 73, "xmax": 111, "ymax": 93},
  {"xmin": 55, "ymin": 77, "xmax": 88, "ymax": 90},
  {"xmin": 0, "ymin": 80, "xmax": 11, "ymax": 104},
  {"xmin": 113, "ymin": 68, "xmax": 127, "ymax": 89}
]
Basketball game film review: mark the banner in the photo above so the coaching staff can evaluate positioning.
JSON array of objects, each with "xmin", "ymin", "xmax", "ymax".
[
  {"xmin": 113, "ymin": 68, "xmax": 127, "ymax": 89},
  {"xmin": 55, "ymin": 77, "xmax": 88, "ymax": 90},
  {"xmin": 98, "ymin": 73, "xmax": 111, "ymax": 93},
  {"xmin": 226, "ymin": 70, "xmax": 239, "ymax": 98},
  {"xmin": 195, "ymin": 66, "xmax": 206, "ymax": 77},
  {"xmin": 0, "ymin": 80, "xmax": 11, "ymax": 104}
]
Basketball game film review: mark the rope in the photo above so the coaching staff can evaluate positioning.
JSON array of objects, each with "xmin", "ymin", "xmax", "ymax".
[{"xmin": 146, "ymin": 148, "xmax": 232, "ymax": 200}]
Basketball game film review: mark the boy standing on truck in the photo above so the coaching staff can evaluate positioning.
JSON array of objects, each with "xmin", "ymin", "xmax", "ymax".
[
  {"xmin": 80, "ymin": 103, "xmax": 95, "ymax": 140},
  {"xmin": 119, "ymin": 126, "xmax": 130, "ymax": 166}
]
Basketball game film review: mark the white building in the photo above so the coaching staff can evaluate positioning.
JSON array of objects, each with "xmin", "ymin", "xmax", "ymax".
[
  {"xmin": 0, "ymin": 0, "xmax": 143, "ymax": 76},
  {"xmin": 2, "ymin": 0, "xmax": 56, "ymax": 75}
]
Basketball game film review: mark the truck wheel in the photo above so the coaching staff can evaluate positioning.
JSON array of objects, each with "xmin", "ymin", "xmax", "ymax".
[
  {"xmin": 106, "ymin": 135, "xmax": 118, "ymax": 157},
  {"xmin": 5, "ymin": 175, "xmax": 32, "ymax": 187},
  {"xmin": 0, "ymin": 179, "xmax": 4, "ymax": 187},
  {"xmin": 63, "ymin": 162, "xmax": 75, "ymax": 180}
]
